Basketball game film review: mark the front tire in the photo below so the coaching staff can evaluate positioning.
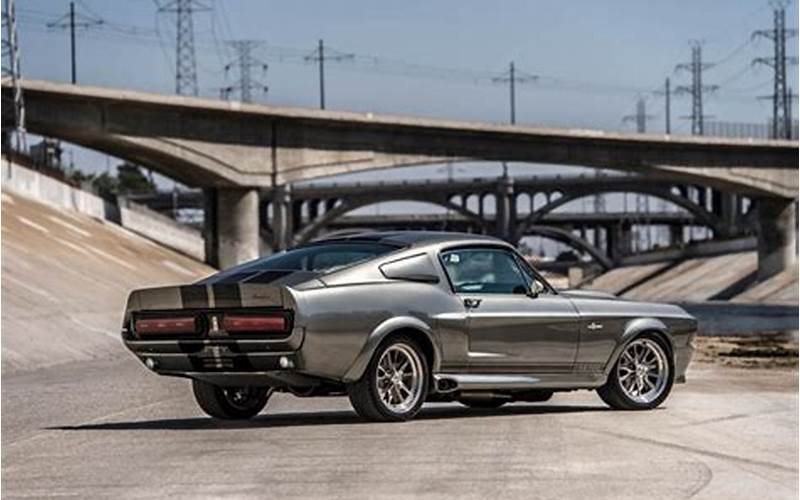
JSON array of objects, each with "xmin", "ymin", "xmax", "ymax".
[
  {"xmin": 597, "ymin": 334, "xmax": 674, "ymax": 410},
  {"xmin": 348, "ymin": 335, "xmax": 429, "ymax": 422},
  {"xmin": 192, "ymin": 380, "xmax": 271, "ymax": 420}
]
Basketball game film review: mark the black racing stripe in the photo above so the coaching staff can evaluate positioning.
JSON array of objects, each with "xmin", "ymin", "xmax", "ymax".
[
  {"xmin": 213, "ymin": 284, "xmax": 242, "ymax": 308},
  {"xmin": 245, "ymin": 270, "xmax": 294, "ymax": 284},
  {"xmin": 180, "ymin": 286, "xmax": 209, "ymax": 309}
]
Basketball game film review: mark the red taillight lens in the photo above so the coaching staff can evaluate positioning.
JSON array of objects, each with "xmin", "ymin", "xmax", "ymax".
[
  {"xmin": 135, "ymin": 317, "xmax": 197, "ymax": 335},
  {"xmin": 222, "ymin": 315, "xmax": 287, "ymax": 333}
]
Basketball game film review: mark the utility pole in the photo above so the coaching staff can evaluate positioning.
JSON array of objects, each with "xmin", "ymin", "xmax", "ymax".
[
  {"xmin": 46, "ymin": 1, "xmax": 102, "ymax": 84},
  {"xmin": 492, "ymin": 61, "xmax": 537, "ymax": 177},
  {"xmin": 2, "ymin": 0, "xmax": 26, "ymax": 152},
  {"xmin": 753, "ymin": 0, "xmax": 798, "ymax": 139},
  {"xmin": 158, "ymin": 0, "xmax": 208, "ymax": 96},
  {"xmin": 304, "ymin": 39, "xmax": 353, "ymax": 109},
  {"xmin": 675, "ymin": 40, "xmax": 718, "ymax": 135},
  {"xmin": 654, "ymin": 77, "xmax": 672, "ymax": 134},
  {"xmin": 492, "ymin": 61, "xmax": 538, "ymax": 125},
  {"xmin": 221, "ymin": 40, "xmax": 268, "ymax": 103},
  {"xmin": 623, "ymin": 96, "xmax": 655, "ymax": 133}
]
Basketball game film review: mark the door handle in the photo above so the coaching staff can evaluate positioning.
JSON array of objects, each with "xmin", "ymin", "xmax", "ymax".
[
  {"xmin": 587, "ymin": 322, "xmax": 603, "ymax": 331},
  {"xmin": 463, "ymin": 298, "xmax": 482, "ymax": 309}
]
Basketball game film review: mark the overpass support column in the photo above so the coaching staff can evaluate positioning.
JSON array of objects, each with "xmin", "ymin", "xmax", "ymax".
[
  {"xmin": 669, "ymin": 224, "xmax": 684, "ymax": 247},
  {"xmin": 271, "ymin": 184, "xmax": 292, "ymax": 252},
  {"xmin": 756, "ymin": 197, "xmax": 797, "ymax": 280},
  {"xmin": 204, "ymin": 187, "xmax": 260, "ymax": 269},
  {"xmin": 495, "ymin": 177, "xmax": 514, "ymax": 242},
  {"xmin": 712, "ymin": 191, "xmax": 738, "ymax": 237},
  {"xmin": 608, "ymin": 222, "xmax": 632, "ymax": 264}
]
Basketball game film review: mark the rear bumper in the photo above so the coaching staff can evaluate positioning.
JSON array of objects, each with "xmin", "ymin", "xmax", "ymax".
[{"xmin": 123, "ymin": 327, "xmax": 307, "ymax": 384}]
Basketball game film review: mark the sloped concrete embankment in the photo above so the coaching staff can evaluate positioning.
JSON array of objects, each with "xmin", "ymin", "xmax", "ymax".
[{"xmin": 1, "ymin": 190, "xmax": 214, "ymax": 374}]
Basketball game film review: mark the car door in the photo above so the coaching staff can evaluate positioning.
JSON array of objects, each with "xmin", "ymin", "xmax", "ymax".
[{"xmin": 440, "ymin": 246, "xmax": 580, "ymax": 374}]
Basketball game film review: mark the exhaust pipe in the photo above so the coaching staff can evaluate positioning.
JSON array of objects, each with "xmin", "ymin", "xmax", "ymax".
[{"xmin": 435, "ymin": 376, "xmax": 458, "ymax": 393}]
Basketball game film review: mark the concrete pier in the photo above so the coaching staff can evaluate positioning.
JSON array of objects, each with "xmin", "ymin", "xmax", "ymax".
[
  {"xmin": 757, "ymin": 197, "xmax": 798, "ymax": 280},
  {"xmin": 205, "ymin": 188, "xmax": 260, "ymax": 269}
]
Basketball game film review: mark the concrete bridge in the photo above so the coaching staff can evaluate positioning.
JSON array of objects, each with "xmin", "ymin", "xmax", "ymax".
[
  {"xmin": 132, "ymin": 175, "xmax": 754, "ymax": 264},
  {"xmin": 2, "ymin": 79, "xmax": 797, "ymax": 278},
  {"xmin": 133, "ymin": 173, "xmax": 743, "ymax": 271}
]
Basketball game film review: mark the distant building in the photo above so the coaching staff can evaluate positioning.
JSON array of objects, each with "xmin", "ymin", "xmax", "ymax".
[{"xmin": 29, "ymin": 138, "xmax": 64, "ymax": 170}]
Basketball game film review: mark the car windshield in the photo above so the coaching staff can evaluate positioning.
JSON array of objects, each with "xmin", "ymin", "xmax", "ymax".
[{"xmin": 211, "ymin": 241, "xmax": 401, "ymax": 280}]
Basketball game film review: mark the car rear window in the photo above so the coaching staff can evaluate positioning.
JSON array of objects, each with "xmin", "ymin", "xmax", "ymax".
[{"xmin": 214, "ymin": 242, "xmax": 401, "ymax": 278}]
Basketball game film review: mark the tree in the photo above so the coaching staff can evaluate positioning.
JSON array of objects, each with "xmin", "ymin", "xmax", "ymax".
[
  {"xmin": 116, "ymin": 162, "xmax": 155, "ymax": 194},
  {"xmin": 90, "ymin": 172, "xmax": 118, "ymax": 199}
]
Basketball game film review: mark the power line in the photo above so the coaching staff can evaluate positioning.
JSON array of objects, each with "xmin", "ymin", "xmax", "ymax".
[
  {"xmin": 491, "ymin": 61, "xmax": 537, "ymax": 125},
  {"xmin": 622, "ymin": 96, "xmax": 655, "ymax": 133},
  {"xmin": 304, "ymin": 39, "xmax": 354, "ymax": 109},
  {"xmin": 46, "ymin": 1, "xmax": 102, "ymax": 84},
  {"xmin": 675, "ymin": 40, "xmax": 719, "ymax": 135},
  {"xmin": 3, "ymin": 0, "xmax": 27, "ymax": 152},
  {"xmin": 752, "ymin": 0, "xmax": 798, "ymax": 139},
  {"xmin": 157, "ymin": 0, "xmax": 209, "ymax": 96},
  {"xmin": 220, "ymin": 40, "xmax": 268, "ymax": 103}
]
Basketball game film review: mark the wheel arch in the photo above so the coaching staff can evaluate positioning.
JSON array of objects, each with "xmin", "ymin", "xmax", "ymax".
[
  {"xmin": 602, "ymin": 318, "xmax": 675, "ymax": 378},
  {"xmin": 342, "ymin": 316, "xmax": 441, "ymax": 383}
]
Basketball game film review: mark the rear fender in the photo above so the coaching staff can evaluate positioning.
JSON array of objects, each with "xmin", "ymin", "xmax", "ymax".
[{"xmin": 342, "ymin": 316, "xmax": 440, "ymax": 383}]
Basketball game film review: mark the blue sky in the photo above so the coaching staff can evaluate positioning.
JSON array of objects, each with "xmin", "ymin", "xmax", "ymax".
[{"xmin": 15, "ymin": 1, "xmax": 798, "ymax": 129}]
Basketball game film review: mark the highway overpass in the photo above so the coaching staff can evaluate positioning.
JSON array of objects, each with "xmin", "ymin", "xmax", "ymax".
[{"xmin": 2, "ymin": 79, "xmax": 797, "ymax": 277}]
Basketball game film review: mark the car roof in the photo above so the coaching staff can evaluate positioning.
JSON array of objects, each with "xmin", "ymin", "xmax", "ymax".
[{"xmin": 313, "ymin": 230, "xmax": 505, "ymax": 248}]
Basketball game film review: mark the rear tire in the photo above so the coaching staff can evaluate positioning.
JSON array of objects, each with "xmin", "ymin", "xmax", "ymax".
[
  {"xmin": 348, "ymin": 334, "xmax": 429, "ymax": 422},
  {"xmin": 192, "ymin": 380, "xmax": 271, "ymax": 420},
  {"xmin": 519, "ymin": 389, "xmax": 554, "ymax": 403},
  {"xmin": 597, "ymin": 334, "xmax": 674, "ymax": 410}
]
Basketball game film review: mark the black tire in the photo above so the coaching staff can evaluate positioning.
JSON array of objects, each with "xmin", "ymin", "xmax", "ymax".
[
  {"xmin": 347, "ymin": 334, "xmax": 429, "ymax": 422},
  {"xmin": 597, "ymin": 333, "xmax": 674, "ymax": 411},
  {"xmin": 520, "ymin": 389, "xmax": 554, "ymax": 403},
  {"xmin": 192, "ymin": 380, "xmax": 271, "ymax": 420},
  {"xmin": 458, "ymin": 398, "xmax": 506, "ymax": 409}
]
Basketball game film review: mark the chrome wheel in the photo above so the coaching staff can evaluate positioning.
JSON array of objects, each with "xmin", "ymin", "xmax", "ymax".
[
  {"xmin": 617, "ymin": 338, "xmax": 669, "ymax": 404},
  {"xmin": 375, "ymin": 343, "xmax": 424, "ymax": 413}
]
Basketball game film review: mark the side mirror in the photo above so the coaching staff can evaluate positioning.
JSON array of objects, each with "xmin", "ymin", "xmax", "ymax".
[{"xmin": 529, "ymin": 280, "xmax": 545, "ymax": 298}]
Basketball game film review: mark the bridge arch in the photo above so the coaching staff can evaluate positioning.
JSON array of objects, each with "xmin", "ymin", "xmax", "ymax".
[
  {"xmin": 292, "ymin": 197, "xmax": 488, "ymax": 245},
  {"xmin": 288, "ymin": 196, "xmax": 614, "ymax": 269},
  {"xmin": 513, "ymin": 187, "xmax": 722, "ymax": 241},
  {"xmin": 521, "ymin": 225, "xmax": 613, "ymax": 269}
]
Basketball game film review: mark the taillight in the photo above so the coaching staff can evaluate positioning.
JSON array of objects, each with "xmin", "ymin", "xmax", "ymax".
[
  {"xmin": 222, "ymin": 314, "xmax": 287, "ymax": 333},
  {"xmin": 135, "ymin": 316, "xmax": 197, "ymax": 336}
]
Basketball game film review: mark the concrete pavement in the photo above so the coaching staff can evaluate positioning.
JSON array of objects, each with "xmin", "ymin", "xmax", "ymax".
[{"xmin": 2, "ymin": 356, "xmax": 796, "ymax": 499}]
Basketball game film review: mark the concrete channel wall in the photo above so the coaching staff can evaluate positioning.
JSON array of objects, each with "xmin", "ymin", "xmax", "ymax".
[
  {"xmin": 680, "ymin": 302, "xmax": 799, "ymax": 336},
  {"xmin": 1, "ymin": 158, "xmax": 206, "ymax": 262}
]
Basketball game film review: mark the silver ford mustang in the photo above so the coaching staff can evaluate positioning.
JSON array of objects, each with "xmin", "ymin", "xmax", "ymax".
[{"xmin": 122, "ymin": 231, "xmax": 696, "ymax": 422}]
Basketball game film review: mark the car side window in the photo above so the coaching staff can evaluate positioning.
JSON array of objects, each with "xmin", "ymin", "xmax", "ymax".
[{"xmin": 441, "ymin": 248, "xmax": 530, "ymax": 295}]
